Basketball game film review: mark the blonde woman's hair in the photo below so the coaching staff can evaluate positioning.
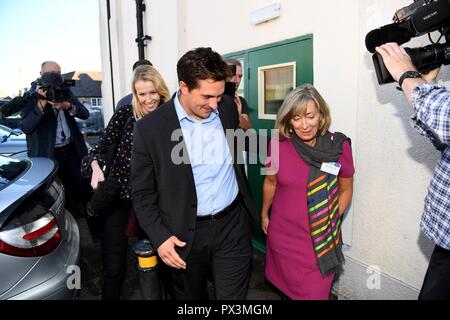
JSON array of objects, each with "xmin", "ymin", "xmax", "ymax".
[
  {"xmin": 131, "ymin": 65, "xmax": 170, "ymax": 119},
  {"xmin": 275, "ymin": 84, "xmax": 331, "ymax": 140}
]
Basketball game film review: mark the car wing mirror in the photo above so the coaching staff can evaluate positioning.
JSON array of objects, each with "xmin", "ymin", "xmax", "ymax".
[{"xmin": 11, "ymin": 129, "xmax": 22, "ymax": 136}]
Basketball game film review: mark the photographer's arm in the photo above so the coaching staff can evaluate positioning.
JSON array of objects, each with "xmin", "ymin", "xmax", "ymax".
[
  {"xmin": 411, "ymin": 83, "xmax": 450, "ymax": 146},
  {"xmin": 237, "ymin": 96, "xmax": 253, "ymax": 130},
  {"xmin": 376, "ymin": 43, "xmax": 450, "ymax": 145},
  {"xmin": 69, "ymin": 93, "xmax": 89, "ymax": 120},
  {"xmin": 19, "ymin": 98, "xmax": 46, "ymax": 134}
]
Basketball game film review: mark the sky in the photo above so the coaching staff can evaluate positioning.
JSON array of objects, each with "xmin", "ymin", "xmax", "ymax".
[{"xmin": 0, "ymin": 0, "xmax": 102, "ymax": 97}]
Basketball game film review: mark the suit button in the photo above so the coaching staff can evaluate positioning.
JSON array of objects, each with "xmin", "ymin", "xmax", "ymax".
[
  {"xmin": 191, "ymin": 204, "xmax": 197, "ymax": 209},
  {"xmin": 188, "ymin": 228, "xmax": 194, "ymax": 232}
]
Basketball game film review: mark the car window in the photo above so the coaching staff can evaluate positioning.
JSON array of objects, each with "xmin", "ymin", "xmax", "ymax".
[{"xmin": 0, "ymin": 156, "xmax": 28, "ymax": 190}]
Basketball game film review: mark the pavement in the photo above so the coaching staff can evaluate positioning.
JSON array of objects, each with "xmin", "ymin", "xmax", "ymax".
[{"xmin": 76, "ymin": 216, "xmax": 282, "ymax": 300}]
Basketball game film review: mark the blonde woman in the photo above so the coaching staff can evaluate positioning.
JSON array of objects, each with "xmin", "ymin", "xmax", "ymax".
[
  {"xmin": 261, "ymin": 84, "xmax": 354, "ymax": 300},
  {"xmin": 81, "ymin": 65, "xmax": 170, "ymax": 299}
]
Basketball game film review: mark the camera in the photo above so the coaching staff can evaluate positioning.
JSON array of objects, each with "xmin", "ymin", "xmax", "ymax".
[
  {"xmin": 365, "ymin": 0, "xmax": 450, "ymax": 84},
  {"xmin": 0, "ymin": 73, "xmax": 76, "ymax": 117},
  {"xmin": 36, "ymin": 72, "xmax": 75, "ymax": 103},
  {"xmin": 223, "ymin": 81, "xmax": 237, "ymax": 97},
  {"xmin": 223, "ymin": 64, "xmax": 238, "ymax": 97}
]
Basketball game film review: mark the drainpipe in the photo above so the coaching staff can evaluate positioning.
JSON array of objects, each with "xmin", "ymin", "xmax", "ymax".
[
  {"xmin": 135, "ymin": 0, "xmax": 152, "ymax": 60},
  {"xmin": 106, "ymin": 0, "xmax": 116, "ymax": 110}
]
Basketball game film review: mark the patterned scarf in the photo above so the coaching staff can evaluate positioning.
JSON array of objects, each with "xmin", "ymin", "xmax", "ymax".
[{"xmin": 291, "ymin": 131, "xmax": 349, "ymax": 276}]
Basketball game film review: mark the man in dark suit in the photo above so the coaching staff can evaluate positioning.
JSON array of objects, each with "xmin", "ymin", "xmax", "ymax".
[
  {"xmin": 131, "ymin": 47, "xmax": 259, "ymax": 300},
  {"xmin": 20, "ymin": 61, "xmax": 91, "ymax": 218}
]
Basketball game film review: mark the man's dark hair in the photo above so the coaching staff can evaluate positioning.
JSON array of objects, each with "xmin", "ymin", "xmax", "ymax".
[
  {"xmin": 225, "ymin": 58, "xmax": 242, "ymax": 67},
  {"xmin": 132, "ymin": 59, "xmax": 152, "ymax": 71},
  {"xmin": 177, "ymin": 47, "xmax": 232, "ymax": 90}
]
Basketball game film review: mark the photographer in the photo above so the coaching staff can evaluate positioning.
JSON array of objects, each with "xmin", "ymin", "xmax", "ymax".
[
  {"xmin": 20, "ymin": 61, "xmax": 92, "ymax": 219},
  {"xmin": 376, "ymin": 43, "xmax": 450, "ymax": 300}
]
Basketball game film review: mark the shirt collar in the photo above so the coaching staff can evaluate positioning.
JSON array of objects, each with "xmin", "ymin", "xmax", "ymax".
[
  {"xmin": 174, "ymin": 91, "xmax": 190, "ymax": 122},
  {"xmin": 174, "ymin": 91, "xmax": 219, "ymax": 124}
]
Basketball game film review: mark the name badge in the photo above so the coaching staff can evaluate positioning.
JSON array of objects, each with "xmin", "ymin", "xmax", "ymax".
[{"xmin": 320, "ymin": 162, "xmax": 341, "ymax": 176}]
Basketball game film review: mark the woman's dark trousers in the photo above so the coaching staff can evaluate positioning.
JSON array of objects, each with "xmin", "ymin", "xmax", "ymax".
[{"xmin": 101, "ymin": 199, "xmax": 131, "ymax": 300}]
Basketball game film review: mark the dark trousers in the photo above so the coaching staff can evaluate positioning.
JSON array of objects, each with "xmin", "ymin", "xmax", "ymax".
[
  {"xmin": 173, "ymin": 201, "xmax": 253, "ymax": 300},
  {"xmin": 54, "ymin": 143, "xmax": 92, "ymax": 218},
  {"xmin": 101, "ymin": 199, "xmax": 131, "ymax": 300},
  {"xmin": 419, "ymin": 245, "xmax": 450, "ymax": 300}
]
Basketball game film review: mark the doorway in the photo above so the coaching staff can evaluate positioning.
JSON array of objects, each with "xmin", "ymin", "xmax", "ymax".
[{"xmin": 224, "ymin": 35, "xmax": 314, "ymax": 252}]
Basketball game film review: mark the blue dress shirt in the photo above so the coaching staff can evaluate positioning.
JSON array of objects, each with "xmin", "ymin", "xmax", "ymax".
[{"xmin": 174, "ymin": 93, "xmax": 239, "ymax": 216}]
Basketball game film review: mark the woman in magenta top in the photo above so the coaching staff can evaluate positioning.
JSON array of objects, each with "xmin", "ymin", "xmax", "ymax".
[{"xmin": 262, "ymin": 84, "xmax": 355, "ymax": 300}]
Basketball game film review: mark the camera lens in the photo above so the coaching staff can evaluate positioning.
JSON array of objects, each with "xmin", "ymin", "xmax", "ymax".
[
  {"xmin": 373, "ymin": 42, "xmax": 450, "ymax": 84},
  {"xmin": 407, "ymin": 43, "xmax": 450, "ymax": 73}
]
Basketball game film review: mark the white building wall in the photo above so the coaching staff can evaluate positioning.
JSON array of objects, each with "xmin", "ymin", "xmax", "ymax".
[
  {"xmin": 99, "ymin": 0, "xmax": 188, "ymax": 122},
  {"xmin": 99, "ymin": 0, "xmax": 137, "ymax": 122},
  {"xmin": 342, "ymin": 0, "xmax": 444, "ymax": 299},
  {"xmin": 98, "ymin": 0, "xmax": 449, "ymax": 299}
]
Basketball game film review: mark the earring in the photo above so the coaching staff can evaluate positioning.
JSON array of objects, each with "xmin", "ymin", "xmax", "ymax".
[{"xmin": 289, "ymin": 126, "xmax": 293, "ymax": 133}]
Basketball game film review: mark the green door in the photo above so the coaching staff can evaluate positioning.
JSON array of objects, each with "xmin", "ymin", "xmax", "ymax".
[{"xmin": 224, "ymin": 35, "xmax": 313, "ymax": 252}]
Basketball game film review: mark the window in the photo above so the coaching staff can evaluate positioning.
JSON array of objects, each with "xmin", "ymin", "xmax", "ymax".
[
  {"xmin": 0, "ymin": 156, "xmax": 28, "ymax": 189},
  {"xmin": 258, "ymin": 62, "xmax": 296, "ymax": 120},
  {"xmin": 91, "ymin": 98, "xmax": 102, "ymax": 107}
]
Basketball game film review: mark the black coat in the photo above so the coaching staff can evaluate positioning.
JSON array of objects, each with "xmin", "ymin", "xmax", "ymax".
[
  {"xmin": 131, "ymin": 94, "xmax": 259, "ymax": 260},
  {"xmin": 20, "ymin": 93, "xmax": 89, "ymax": 160}
]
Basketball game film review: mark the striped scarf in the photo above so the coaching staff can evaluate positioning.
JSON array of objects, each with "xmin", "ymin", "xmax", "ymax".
[{"xmin": 291, "ymin": 132, "xmax": 349, "ymax": 276}]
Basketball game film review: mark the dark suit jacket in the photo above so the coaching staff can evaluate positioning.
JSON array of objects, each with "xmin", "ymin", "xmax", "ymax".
[
  {"xmin": 20, "ymin": 93, "xmax": 89, "ymax": 160},
  {"xmin": 131, "ymin": 94, "xmax": 259, "ymax": 260}
]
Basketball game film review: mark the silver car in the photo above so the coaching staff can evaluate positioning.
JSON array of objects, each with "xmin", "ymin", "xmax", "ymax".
[
  {"xmin": 0, "ymin": 125, "xmax": 27, "ymax": 158},
  {"xmin": 0, "ymin": 155, "xmax": 80, "ymax": 299}
]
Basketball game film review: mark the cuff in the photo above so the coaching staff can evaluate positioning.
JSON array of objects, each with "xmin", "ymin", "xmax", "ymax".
[
  {"xmin": 411, "ymin": 83, "xmax": 443, "ymax": 111},
  {"xmin": 68, "ymin": 103, "xmax": 77, "ymax": 116}
]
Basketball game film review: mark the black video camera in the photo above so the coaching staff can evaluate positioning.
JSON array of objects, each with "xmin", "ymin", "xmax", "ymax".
[
  {"xmin": 365, "ymin": 0, "xmax": 450, "ymax": 84},
  {"xmin": 223, "ymin": 65, "xmax": 238, "ymax": 97},
  {"xmin": 36, "ymin": 72, "xmax": 75, "ymax": 103},
  {"xmin": 0, "ymin": 73, "xmax": 76, "ymax": 117}
]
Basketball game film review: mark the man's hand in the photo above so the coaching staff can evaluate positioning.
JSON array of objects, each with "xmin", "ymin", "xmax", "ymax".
[
  {"xmin": 239, "ymin": 114, "xmax": 252, "ymax": 130},
  {"xmin": 36, "ymin": 86, "xmax": 47, "ymax": 111},
  {"xmin": 50, "ymin": 101, "xmax": 72, "ymax": 110},
  {"xmin": 234, "ymin": 94, "xmax": 243, "ymax": 115},
  {"xmin": 157, "ymin": 236, "xmax": 187, "ymax": 269},
  {"xmin": 375, "ymin": 42, "xmax": 437, "ymax": 105},
  {"xmin": 375, "ymin": 42, "xmax": 416, "ymax": 82},
  {"xmin": 422, "ymin": 67, "xmax": 440, "ymax": 84}
]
